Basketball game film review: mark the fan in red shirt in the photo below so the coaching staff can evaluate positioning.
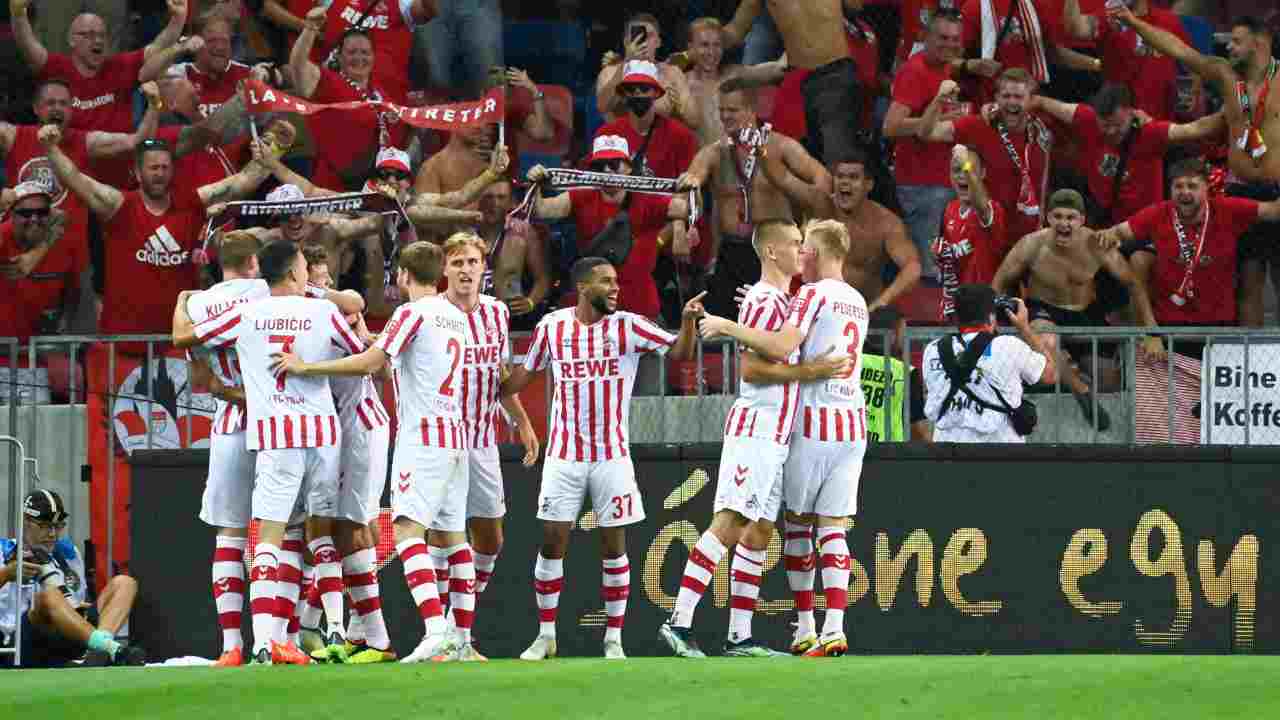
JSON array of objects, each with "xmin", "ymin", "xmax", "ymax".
[
  {"xmin": 876, "ymin": 0, "xmax": 961, "ymax": 68},
  {"xmin": 0, "ymin": 182, "xmax": 84, "ymax": 343},
  {"xmin": 593, "ymin": 61, "xmax": 698, "ymax": 180},
  {"xmin": 307, "ymin": 0, "xmax": 436, "ymax": 104},
  {"xmin": 39, "ymin": 126, "xmax": 273, "ymax": 336},
  {"xmin": 13, "ymin": 0, "xmax": 189, "ymax": 188},
  {"xmin": 1099, "ymin": 158, "xmax": 1280, "ymax": 328},
  {"xmin": 289, "ymin": 7, "xmax": 413, "ymax": 192},
  {"xmin": 2, "ymin": 80, "xmax": 162, "ymax": 283},
  {"xmin": 920, "ymin": 69, "xmax": 1051, "ymax": 246},
  {"xmin": 1062, "ymin": 0, "xmax": 1193, "ymax": 121},
  {"xmin": 175, "ymin": 15, "xmax": 254, "ymax": 119},
  {"xmin": 525, "ymin": 135, "xmax": 691, "ymax": 321},
  {"xmin": 934, "ymin": 145, "xmax": 1008, "ymax": 320},
  {"xmin": 1028, "ymin": 84, "xmax": 1228, "ymax": 226},
  {"xmin": 959, "ymin": 0, "xmax": 1070, "ymax": 104}
]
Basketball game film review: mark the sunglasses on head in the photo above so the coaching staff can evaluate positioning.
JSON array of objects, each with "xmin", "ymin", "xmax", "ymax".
[
  {"xmin": 139, "ymin": 138, "xmax": 171, "ymax": 151},
  {"xmin": 13, "ymin": 207, "xmax": 50, "ymax": 219}
]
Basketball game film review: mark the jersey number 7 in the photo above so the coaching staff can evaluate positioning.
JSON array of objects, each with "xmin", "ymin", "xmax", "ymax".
[{"xmin": 269, "ymin": 335, "xmax": 296, "ymax": 391}]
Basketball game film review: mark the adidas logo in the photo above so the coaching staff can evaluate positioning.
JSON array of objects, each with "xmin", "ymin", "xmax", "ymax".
[{"xmin": 135, "ymin": 225, "xmax": 191, "ymax": 267}]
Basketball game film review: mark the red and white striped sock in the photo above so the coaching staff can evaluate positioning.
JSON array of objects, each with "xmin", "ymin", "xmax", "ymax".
[
  {"xmin": 533, "ymin": 553, "xmax": 563, "ymax": 638},
  {"xmin": 474, "ymin": 549, "xmax": 499, "ymax": 594},
  {"xmin": 784, "ymin": 521, "xmax": 816, "ymax": 637},
  {"xmin": 275, "ymin": 530, "xmax": 304, "ymax": 644},
  {"xmin": 249, "ymin": 544, "xmax": 280, "ymax": 656},
  {"xmin": 212, "ymin": 536, "xmax": 246, "ymax": 653},
  {"xmin": 342, "ymin": 548, "xmax": 390, "ymax": 650},
  {"xmin": 308, "ymin": 536, "xmax": 345, "ymax": 637},
  {"xmin": 294, "ymin": 562, "xmax": 314, "ymax": 637},
  {"xmin": 602, "ymin": 555, "xmax": 630, "ymax": 644},
  {"xmin": 671, "ymin": 531, "xmax": 727, "ymax": 628},
  {"xmin": 300, "ymin": 577, "xmax": 323, "ymax": 631},
  {"xmin": 397, "ymin": 538, "xmax": 446, "ymax": 636},
  {"xmin": 728, "ymin": 545, "xmax": 765, "ymax": 643},
  {"xmin": 445, "ymin": 544, "xmax": 476, "ymax": 644},
  {"xmin": 818, "ymin": 527, "xmax": 850, "ymax": 637},
  {"xmin": 428, "ymin": 544, "xmax": 451, "ymax": 608}
]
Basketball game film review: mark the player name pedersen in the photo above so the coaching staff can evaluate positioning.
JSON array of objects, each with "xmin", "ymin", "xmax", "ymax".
[{"xmin": 255, "ymin": 317, "xmax": 314, "ymax": 331}]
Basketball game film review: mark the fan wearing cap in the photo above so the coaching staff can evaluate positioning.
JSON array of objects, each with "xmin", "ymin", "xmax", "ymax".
[
  {"xmin": 992, "ymin": 188, "xmax": 1157, "ymax": 432},
  {"xmin": 1, "ymin": 490, "xmax": 144, "ymax": 667},
  {"xmin": 527, "ymin": 135, "xmax": 691, "ymax": 321},
  {"xmin": 0, "ymin": 182, "xmax": 82, "ymax": 343},
  {"xmin": 597, "ymin": 14, "xmax": 699, "ymax": 131},
  {"xmin": 594, "ymin": 59, "xmax": 699, "ymax": 182}
]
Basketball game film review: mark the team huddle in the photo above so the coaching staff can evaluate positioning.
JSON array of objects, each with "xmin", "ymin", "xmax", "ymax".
[{"xmin": 172, "ymin": 217, "xmax": 867, "ymax": 664}]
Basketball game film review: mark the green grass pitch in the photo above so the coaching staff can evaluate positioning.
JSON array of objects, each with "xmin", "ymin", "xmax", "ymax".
[{"xmin": 2, "ymin": 656, "xmax": 1275, "ymax": 719}]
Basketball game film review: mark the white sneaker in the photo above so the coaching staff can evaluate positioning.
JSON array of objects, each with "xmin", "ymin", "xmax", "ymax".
[
  {"xmin": 519, "ymin": 635, "xmax": 557, "ymax": 661},
  {"xmin": 400, "ymin": 632, "xmax": 458, "ymax": 664},
  {"xmin": 456, "ymin": 643, "xmax": 488, "ymax": 662},
  {"xmin": 603, "ymin": 639, "xmax": 626, "ymax": 660}
]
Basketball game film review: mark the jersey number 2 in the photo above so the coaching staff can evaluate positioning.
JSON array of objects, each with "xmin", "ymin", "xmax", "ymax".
[
  {"xmin": 438, "ymin": 338, "xmax": 462, "ymax": 397},
  {"xmin": 269, "ymin": 335, "xmax": 296, "ymax": 391}
]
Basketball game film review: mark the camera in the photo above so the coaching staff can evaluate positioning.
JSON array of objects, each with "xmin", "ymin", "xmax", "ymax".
[{"xmin": 993, "ymin": 294, "xmax": 1020, "ymax": 318}]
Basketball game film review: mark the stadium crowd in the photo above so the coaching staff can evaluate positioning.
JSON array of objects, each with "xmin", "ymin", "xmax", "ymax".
[{"xmin": 1, "ymin": 0, "xmax": 1280, "ymax": 667}]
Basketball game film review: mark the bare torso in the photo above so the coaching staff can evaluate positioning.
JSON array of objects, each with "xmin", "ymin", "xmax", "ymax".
[
  {"xmin": 414, "ymin": 139, "xmax": 487, "ymax": 241},
  {"xmin": 1221, "ymin": 62, "xmax": 1280, "ymax": 183},
  {"xmin": 767, "ymin": 0, "xmax": 848, "ymax": 70},
  {"xmin": 687, "ymin": 67, "xmax": 734, "ymax": 146},
  {"xmin": 1023, "ymin": 229, "xmax": 1103, "ymax": 311},
  {"xmin": 482, "ymin": 222, "xmax": 530, "ymax": 300},
  {"xmin": 839, "ymin": 201, "xmax": 900, "ymax": 301},
  {"xmin": 713, "ymin": 139, "xmax": 795, "ymax": 236}
]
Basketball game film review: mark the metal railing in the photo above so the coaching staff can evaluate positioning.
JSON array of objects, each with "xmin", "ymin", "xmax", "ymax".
[
  {"xmin": 902, "ymin": 326, "xmax": 1280, "ymax": 445},
  {"xmin": 0, "ymin": 435, "xmax": 36, "ymax": 667}
]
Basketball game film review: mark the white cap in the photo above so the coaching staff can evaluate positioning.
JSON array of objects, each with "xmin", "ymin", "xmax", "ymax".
[
  {"xmin": 375, "ymin": 147, "xmax": 412, "ymax": 175},
  {"xmin": 265, "ymin": 184, "xmax": 305, "ymax": 203},
  {"xmin": 589, "ymin": 134, "xmax": 631, "ymax": 164},
  {"xmin": 13, "ymin": 181, "xmax": 52, "ymax": 202},
  {"xmin": 619, "ymin": 60, "xmax": 664, "ymax": 94}
]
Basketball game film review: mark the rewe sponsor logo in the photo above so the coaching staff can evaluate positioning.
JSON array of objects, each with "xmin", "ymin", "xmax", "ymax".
[{"xmin": 136, "ymin": 226, "xmax": 191, "ymax": 266}]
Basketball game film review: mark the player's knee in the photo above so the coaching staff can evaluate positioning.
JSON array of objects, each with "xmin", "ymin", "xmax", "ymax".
[
  {"xmin": 109, "ymin": 574, "xmax": 139, "ymax": 598},
  {"xmin": 784, "ymin": 510, "xmax": 815, "ymax": 525},
  {"xmin": 740, "ymin": 522, "xmax": 774, "ymax": 550}
]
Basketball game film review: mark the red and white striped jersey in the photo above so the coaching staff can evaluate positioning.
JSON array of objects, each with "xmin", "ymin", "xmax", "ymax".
[
  {"xmin": 194, "ymin": 295, "xmax": 363, "ymax": 450},
  {"xmin": 333, "ymin": 375, "xmax": 389, "ymax": 432},
  {"xmin": 789, "ymin": 279, "xmax": 870, "ymax": 442},
  {"xmin": 723, "ymin": 282, "xmax": 800, "ymax": 445},
  {"xmin": 186, "ymin": 278, "xmax": 268, "ymax": 434},
  {"xmin": 452, "ymin": 295, "xmax": 511, "ymax": 449},
  {"xmin": 376, "ymin": 295, "xmax": 469, "ymax": 450},
  {"xmin": 524, "ymin": 308, "xmax": 677, "ymax": 462}
]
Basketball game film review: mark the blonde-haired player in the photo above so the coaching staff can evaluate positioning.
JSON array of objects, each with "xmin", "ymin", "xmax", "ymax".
[
  {"xmin": 660, "ymin": 220, "xmax": 851, "ymax": 658},
  {"xmin": 423, "ymin": 231, "xmax": 540, "ymax": 661},
  {"xmin": 700, "ymin": 218, "xmax": 869, "ymax": 657}
]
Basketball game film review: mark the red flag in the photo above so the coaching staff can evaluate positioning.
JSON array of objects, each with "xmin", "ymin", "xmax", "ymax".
[{"xmin": 242, "ymin": 79, "xmax": 504, "ymax": 131}]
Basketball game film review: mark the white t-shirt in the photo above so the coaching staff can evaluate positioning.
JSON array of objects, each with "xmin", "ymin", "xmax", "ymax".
[{"xmin": 922, "ymin": 332, "xmax": 1047, "ymax": 443}]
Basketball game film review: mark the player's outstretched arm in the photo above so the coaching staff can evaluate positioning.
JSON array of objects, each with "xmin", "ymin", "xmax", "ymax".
[
  {"xmin": 669, "ymin": 291, "xmax": 708, "ymax": 361},
  {"xmin": 741, "ymin": 346, "xmax": 851, "ymax": 385},
  {"xmin": 272, "ymin": 346, "xmax": 389, "ymax": 377},
  {"xmin": 698, "ymin": 313, "xmax": 803, "ymax": 363},
  {"xmin": 171, "ymin": 290, "xmax": 201, "ymax": 348},
  {"xmin": 320, "ymin": 288, "xmax": 365, "ymax": 315}
]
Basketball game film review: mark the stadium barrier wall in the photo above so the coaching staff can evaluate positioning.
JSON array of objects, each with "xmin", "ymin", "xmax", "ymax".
[{"xmin": 130, "ymin": 443, "xmax": 1274, "ymax": 659}]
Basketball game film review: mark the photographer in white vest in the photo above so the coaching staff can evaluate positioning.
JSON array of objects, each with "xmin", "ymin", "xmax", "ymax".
[{"xmin": 923, "ymin": 284, "xmax": 1055, "ymax": 443}]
